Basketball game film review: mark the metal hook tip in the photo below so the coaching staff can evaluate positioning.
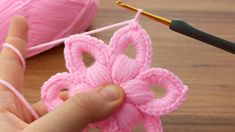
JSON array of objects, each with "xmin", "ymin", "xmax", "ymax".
[{"xmin": 116, "ymin": 1, "xmax": 122, "ymax": 4}]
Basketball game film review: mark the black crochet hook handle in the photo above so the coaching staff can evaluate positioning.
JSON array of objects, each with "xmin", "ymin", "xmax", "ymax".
[{"xmin": 169, "ymin": 20, "xmax": 235, "ymax": 54}]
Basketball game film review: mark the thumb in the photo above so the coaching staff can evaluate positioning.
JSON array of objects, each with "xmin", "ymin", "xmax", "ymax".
[{"xmin": 24, "ymin": 84, "xmax": 124, "ymax": 132}]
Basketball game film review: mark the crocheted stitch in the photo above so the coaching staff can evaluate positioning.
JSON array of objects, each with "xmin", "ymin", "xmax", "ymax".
[{"xmin": 41, "ymin": 11, "xmax": 188, "ymax": 132}]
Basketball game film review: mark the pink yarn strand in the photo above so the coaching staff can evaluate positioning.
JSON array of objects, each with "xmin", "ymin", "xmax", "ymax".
[
  {"xmin": 83, "ymin": 20, "xmax": 131, "ymax": 35},
  {"xmin": 28, "ymin": 37, "xmax": 66, "ymax": 51},
  {"xmin": 134, "ymin": 9, "xmax": 143, "ymax": 21},
  {"xmin": 0, "ymin": 79, "xmax": 39, "ymax": 119},
  {"xmin": 28, "ymin": 10, "xmax": 144, "ymax": 53},
  {"xmin": 28, "ymin": 20, "xmax": 132, "ymax": 52}
]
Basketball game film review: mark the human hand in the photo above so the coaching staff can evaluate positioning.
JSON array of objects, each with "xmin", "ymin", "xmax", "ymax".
[{"xmin": 0, "ymin": 16, "xmax": 124, "ymax": 132}]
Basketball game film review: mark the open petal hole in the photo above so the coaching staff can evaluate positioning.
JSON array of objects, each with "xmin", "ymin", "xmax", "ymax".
[
  {"xmin": 152, "ymin": 84, "xmax": 166, "ymax": 99},
  {"xmin": 59, "ymin": 88, "xmax": 69, "ymax": 101},
  {"xmin": 82, "ymin": 51, "xmax": 95, "ymax": 67},
  {"xmin": 124, "ymin": 43, "xmax": 136, "ymax": 59}
]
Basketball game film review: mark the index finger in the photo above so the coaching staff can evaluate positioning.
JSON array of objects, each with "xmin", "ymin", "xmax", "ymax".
[{"xmin": 0, "ymin": 16, "xmax": 28, "ymax": 91}]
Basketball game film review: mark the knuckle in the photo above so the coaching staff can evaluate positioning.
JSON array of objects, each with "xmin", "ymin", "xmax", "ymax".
[
  {"xmin": 70, "ymin": 92, "xmax": 97, "ymax": 113},
  {"xmin": 6, "ymin": 36, "xmax": 27, "ymax": 46}
]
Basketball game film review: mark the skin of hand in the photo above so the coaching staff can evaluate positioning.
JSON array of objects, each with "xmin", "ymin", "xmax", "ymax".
[{"xmin": 0, "ymin": 16, "xmax": 124, "ymax": 132}]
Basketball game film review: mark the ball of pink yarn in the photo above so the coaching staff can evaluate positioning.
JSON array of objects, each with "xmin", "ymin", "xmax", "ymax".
[{"xmin": 0, "ymin": 0, "xmax": 99, "ymax": 57}]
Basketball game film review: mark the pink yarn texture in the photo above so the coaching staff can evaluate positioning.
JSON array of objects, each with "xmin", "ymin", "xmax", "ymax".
[
  {"xmin": 0, "ymin": 0, "xmax": 99, "ymax": 57},
  {"xmin": 41, "ymin": 13, "xmax": 188, "ymax": 131}
]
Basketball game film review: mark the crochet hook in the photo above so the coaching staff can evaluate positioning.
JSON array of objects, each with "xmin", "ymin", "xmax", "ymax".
[{"xmin": 116, "ymin": 1, "xmax": 235, "ymax": 54}]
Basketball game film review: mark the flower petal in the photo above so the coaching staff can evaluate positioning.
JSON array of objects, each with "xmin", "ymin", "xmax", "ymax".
[
  {"xmin": 41, "ymin": 72, "xmax": 77, "ymax": 111},
  {"xmin": 115, "ymin": 103, "xmax": 142, "ymax": 131},
  {"xmin": 64, "ymin": 34, "xmax": 108, "ymax": 74},
  {"xmin": 90, "ymin": 116, "xmax": 121, "ymax": 131},
  {"xmin": 137, "ymin": 68, "xmax": 188, "ymax": 116},
  {"xmin": 101, "ymin": 119, "xmax": 120, "ymax": 132},
  {"xmin": 121, "ymin": 79, "xmax": 154, "ymax": 105},
  {"xmin": 109, "ymin": 21, "xmax": 152, "ymax": 81},
  {"xmin": 143, "ymin": 116, "xmax": 163, "ymax": 132}
]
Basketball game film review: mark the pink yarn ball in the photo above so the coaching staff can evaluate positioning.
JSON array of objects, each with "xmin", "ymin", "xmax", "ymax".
[{"xmin": 0, "ymin": 0, "xmax": 99, "ymax": 57}]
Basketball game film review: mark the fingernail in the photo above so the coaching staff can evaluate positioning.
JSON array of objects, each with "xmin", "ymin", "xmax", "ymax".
[{"xmin": 100, "ymin": 85, "xmax": 121, "ymax": 101}]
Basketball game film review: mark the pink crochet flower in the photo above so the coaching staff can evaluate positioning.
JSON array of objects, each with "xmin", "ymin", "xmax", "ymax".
[{"xmin": 41, "ymin": 19, "xmax": 188, "ymax": 132}]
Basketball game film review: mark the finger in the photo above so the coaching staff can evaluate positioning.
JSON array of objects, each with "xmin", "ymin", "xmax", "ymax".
[
  {"xmin": 31, "ymin": 101, "xmax": 48, "ymax": 118},
  {"xmin": 24, "ymin": 85, "xmax": 124, "ymax": 132},
  {"xmin": 32, "ymin": 92, "xmax": 69, "ymax": 117},
  {"xmin": 0, "ymin": 16, "xmax": 28, "ymax": 91}
]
